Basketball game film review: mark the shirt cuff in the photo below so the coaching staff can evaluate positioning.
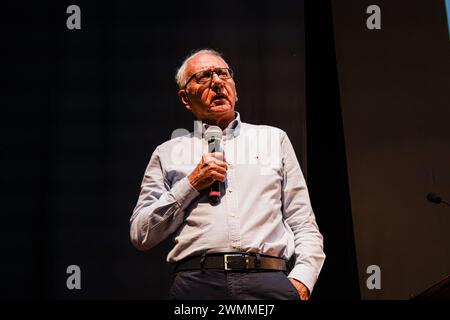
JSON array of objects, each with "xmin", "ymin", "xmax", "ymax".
[
  {"xmin": 288, "ymin": 265, "xmax": 319, "ymax": 294},
  {"xmin": 171, "ymin": 176, "xmax": 200, "ymax": 209}
]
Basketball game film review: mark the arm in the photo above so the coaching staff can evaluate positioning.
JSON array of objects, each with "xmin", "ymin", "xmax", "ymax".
[
  {"xmin": 280, "ymin": 132, "xmax": 326, "ymax": 296},
  {"xmin": 130, "ymin": 147, "xmax": 200, "ymax": 251},
  {"xmin": 130, "ymin": 148, "xmax": 227, "ymax": 251}
]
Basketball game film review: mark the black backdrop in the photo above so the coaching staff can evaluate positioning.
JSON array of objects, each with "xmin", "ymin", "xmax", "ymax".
[{"xmin": 1, "ymin": 0, "xmax": 360, "ymax": 299}]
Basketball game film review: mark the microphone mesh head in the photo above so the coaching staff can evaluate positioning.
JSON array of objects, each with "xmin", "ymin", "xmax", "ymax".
[{"xmin": 204, "ymin": 126, "xmax": 222, "ymax": 141}]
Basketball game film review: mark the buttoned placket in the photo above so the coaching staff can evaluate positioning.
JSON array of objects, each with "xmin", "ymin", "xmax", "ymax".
[{"xmin": 223, "ymin": 133, "xmax": 241, "ymax": 250}]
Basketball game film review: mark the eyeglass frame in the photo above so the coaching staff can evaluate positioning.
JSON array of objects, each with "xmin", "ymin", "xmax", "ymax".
[{"xmin": 183, "ymin": 67, "xmax": 234, "ymax": 90}]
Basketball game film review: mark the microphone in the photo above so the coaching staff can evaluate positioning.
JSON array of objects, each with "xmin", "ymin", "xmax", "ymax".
[
  {"xmin": 204, "ymin": 126, "xmax": 223, "ymax": 205},
  {"xmin": 426, "ymin": 193, "xmax": 450, "ymax": 207}
]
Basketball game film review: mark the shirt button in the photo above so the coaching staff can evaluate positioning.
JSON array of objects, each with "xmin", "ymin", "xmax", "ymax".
[{"xmin": 228, "ymin": 188, "xmax": 233, "ymax": 193}]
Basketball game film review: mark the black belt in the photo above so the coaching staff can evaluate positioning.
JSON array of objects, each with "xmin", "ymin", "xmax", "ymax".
[{"xmin": 174, "ymin": 253, "xmax": 287, "ymax": 272}]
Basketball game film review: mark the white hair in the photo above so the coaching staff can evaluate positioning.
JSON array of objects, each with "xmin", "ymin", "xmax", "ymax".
[{"xmin": 175, "ymin": 49, "xmax": 228, "ymax": 88}]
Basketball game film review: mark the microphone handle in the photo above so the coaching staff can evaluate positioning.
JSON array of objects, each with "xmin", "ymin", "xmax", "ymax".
[
  {"xmin": 208, "ymin": 138, "xmax": 223, "ymax": 205},
  {"xmin": 209, "ymin": 181, "xmax": 221, "ymax": 205}
]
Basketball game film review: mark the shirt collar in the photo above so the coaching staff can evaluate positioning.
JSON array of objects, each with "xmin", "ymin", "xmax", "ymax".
[{"xmin": 193, "ymin": 111, "xmax": 242, "ymax": 139}]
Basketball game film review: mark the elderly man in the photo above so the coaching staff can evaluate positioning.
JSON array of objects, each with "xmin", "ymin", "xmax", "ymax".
[{"xmin": 130, "ymin": 49, "xmax": 325, "ymax": 300}]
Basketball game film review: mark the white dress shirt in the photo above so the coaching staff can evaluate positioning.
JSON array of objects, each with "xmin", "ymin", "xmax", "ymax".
[{"xmin": 130, "ymin": 112, "xmax": 325, "ymax": 292}]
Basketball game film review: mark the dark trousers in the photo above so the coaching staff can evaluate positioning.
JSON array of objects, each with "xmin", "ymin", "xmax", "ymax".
[{"xmin": 168, "ymin": 270, "xmax": 300, "ymax": 300}]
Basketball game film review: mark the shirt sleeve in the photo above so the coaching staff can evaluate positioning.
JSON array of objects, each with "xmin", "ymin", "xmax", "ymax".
[
  {"xmin": 280, "ymin": 131, "xmax": 326, "ymax": 294},
  {"xmin": 130, "ymin": 146, "xmax": 200, "ymax": 251}
]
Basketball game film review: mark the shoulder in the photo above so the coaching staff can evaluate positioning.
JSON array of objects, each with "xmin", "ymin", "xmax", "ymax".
[
  {"xmin": 156, "ymin": 132, "xmax": 195, "ymax": 150},
  {"xmin": 147, "ymin": 132, "xmax": 197, "ymax": 160}
]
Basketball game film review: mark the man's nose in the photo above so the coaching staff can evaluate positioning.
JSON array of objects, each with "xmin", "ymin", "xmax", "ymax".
[{"xmin": 210, "ymin": 72, "xmax": 224, "ymax": 88}]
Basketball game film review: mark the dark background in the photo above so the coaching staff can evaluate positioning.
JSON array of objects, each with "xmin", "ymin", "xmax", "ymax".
[
  {"xmin": 2, "ymin": 0, "xmax": 343, "ymax": 299},
  {"xmin": 2, "ymin": 0, "xmax": 449, "ymax": 300}
]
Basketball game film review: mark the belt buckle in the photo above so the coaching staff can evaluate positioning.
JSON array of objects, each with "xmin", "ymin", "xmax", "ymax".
[{"xmin": 224, "ymin": 254, "xmax": 250, "ymax": 271}]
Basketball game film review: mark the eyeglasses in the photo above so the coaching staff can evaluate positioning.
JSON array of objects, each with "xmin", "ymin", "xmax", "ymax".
[{"xmin": 183, "ymin": 67, "xmax": 233, "ymax": 89}]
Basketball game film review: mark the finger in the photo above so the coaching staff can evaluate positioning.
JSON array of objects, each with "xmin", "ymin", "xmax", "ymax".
[
  {"xmin": 204, "ymin": 156, "xmax": 228, "ymax": 169},
  {"xmin": 210, "ymin": 152, "xmax": 225, "ymax": 161},
  {"xmin": 210, "ymin": 164, "xmax": 227, "ymax": 175},
  {"xmin": 206, "ymin": 164, "xmax": 226, "ymax": 176},
  {"xmin": 214, "ymin": 160, "xmax": 228, "ymax": 170},
  {"xmin": 211, "ymin": 172, "xmax": 226, "ymax": 182},
  {"xmin": 203, "ymin": 154, "xmax": 219, "ymax": 164}
]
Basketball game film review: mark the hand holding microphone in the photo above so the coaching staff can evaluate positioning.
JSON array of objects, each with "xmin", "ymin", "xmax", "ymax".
[
  {"xmin": 188, "ymin": 126, "xmax": 227, "ymax": 205},
  {"xmin": 188, "ymin": 152, "xmax": 227, "ymax": 191}
]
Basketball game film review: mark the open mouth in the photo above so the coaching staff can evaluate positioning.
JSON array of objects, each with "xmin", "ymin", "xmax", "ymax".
[{"xmin": 211, "ymin": 95, "xmax": 228, "ymax": 103}]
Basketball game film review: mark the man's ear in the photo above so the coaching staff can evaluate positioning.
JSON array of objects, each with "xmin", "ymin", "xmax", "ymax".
[{"xmin": 178, "ymin": 89, "xmax": 191, "ymax": 110}]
